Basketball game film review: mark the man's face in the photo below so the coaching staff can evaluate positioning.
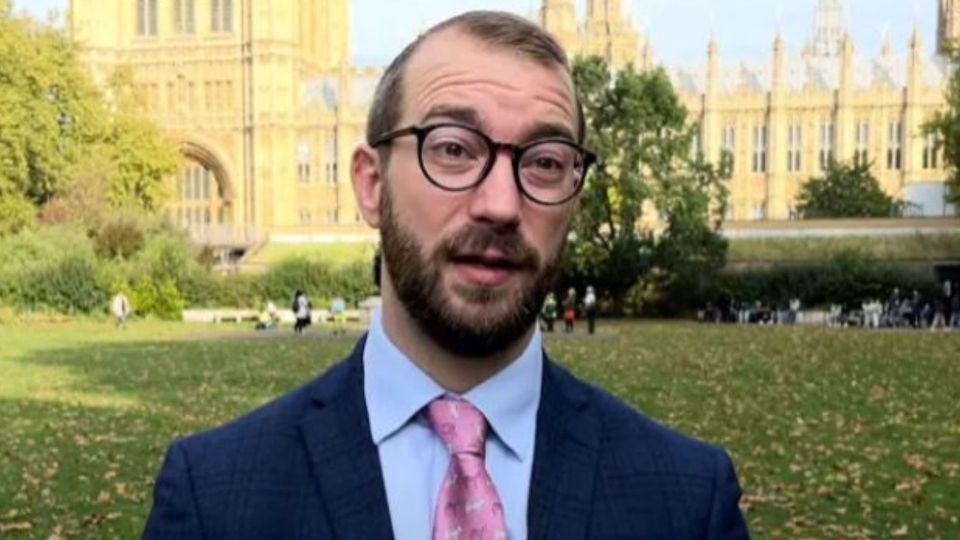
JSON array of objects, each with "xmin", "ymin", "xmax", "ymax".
[{"xmin": 376, "ymin": 28, "xmax": 580, "ymax": 357}]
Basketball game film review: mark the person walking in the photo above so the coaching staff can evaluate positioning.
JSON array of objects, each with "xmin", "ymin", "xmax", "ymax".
[
  {"xmin": 562, "ymin": 287, "xmax": 577, "ymax": 333},
  {"xmin": 292, "ymin": 290, "xmax": 312, "ymax": 334},
  {"xmin": 584, "ymin": 285, "xmax": 597, "ymax": 335},
  {"xmin": 111, "ymin": 291, "xmax": 131, "ymax": 328},
  {"xmin": 540, "ymin": 292, "xmax": 558, "ymax": 332}
]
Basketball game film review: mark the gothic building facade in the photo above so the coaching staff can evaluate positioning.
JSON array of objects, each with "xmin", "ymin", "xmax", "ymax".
[{"xmin": 68, "ymin": 1, "xmax": 958, "ymax": 248}]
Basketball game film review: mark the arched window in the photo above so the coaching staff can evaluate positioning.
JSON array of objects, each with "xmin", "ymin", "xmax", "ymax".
[{"xmin": 172, "ymin": 159, "xmax": 228, "ymax": 233}]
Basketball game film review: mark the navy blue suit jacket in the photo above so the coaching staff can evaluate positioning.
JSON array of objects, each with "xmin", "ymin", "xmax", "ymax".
[{"xmin": 143, "ymin": 337, "xmax": 749, "ymax": 539}]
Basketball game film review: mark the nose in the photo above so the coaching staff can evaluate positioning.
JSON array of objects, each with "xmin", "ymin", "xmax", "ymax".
[{"xmin": 466, "ymin": 149, "xmax": 522, "ymax": 227}]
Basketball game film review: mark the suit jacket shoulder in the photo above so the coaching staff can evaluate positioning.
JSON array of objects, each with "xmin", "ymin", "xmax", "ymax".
[
  {"xmin": 530, "ymin": 359, "xmax": 749, "ymax": 540},
  {"xmin": 142, "ymin": 338, "xmax": 396, "ymax": 540}
]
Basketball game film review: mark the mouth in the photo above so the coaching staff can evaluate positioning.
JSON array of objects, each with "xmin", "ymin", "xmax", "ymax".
[{"xmin": 448, "ymin": 250, "xmax": 526, "ymax": 286}]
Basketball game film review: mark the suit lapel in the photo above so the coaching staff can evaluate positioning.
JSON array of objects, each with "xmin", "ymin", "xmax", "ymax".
[
  {"xmin": 298, "ymin": 337, "xmax": 395, "ymax": 540},
  {"xmin": 528, "ymin": 355, "xmax": 601, "ymax": 540}
]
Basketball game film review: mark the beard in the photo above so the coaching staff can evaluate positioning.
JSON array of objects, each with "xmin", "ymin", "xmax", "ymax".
[{"xmin": 379, "ymin": 186, "xmax": 563, "ymax": 358}]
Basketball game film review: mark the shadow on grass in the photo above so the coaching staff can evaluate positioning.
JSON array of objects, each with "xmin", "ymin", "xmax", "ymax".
[{"xmin": 0, "ymin": 334, "xmax": 356, "ymax": 539}]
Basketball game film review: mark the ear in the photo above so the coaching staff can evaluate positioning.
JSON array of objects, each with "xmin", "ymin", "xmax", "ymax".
[{"xmin": 351, "ymin": 144, "xmax": 384, "ymax": 228}]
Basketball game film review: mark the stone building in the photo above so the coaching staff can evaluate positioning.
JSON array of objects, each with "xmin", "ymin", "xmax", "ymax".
[{"xmin": 68, "ymin": 0, "xmax": 958, "ymax": 251}]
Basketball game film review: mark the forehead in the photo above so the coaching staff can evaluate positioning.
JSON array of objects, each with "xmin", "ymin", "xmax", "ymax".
[{"xmin": 400, "ymin": 27, "xmax": 577, "ymax": 135}]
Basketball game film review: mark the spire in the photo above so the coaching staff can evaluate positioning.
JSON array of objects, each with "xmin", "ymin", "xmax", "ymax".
[
  {"xmin": 881, "ymin": 25, "xmax": 893, "ymax": 57},
  {"xmin": 810, "ymin": 0, "xmax": 847, "ymax": 57}
]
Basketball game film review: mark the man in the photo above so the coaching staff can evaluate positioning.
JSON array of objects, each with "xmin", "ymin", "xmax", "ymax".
[
  {"xmin": 110, "ymin": 291, "xmax": 130, "ymax": 328},
  {"xmin": 143, "ymin": 11, "xmax": 748, "ymax": 539}
]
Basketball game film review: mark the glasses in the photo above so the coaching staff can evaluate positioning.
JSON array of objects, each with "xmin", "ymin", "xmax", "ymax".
[{"xmin": 371, "ymin": 123, "xmax": 596, "ymax": 205}]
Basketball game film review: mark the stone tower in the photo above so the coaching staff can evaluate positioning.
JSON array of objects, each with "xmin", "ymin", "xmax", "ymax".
[
  {"xmin": 808, "ymin": 0, "xmax": 847, "ymax": 57},
  {"xmin": 540, "ymin": 0, "xmax": 579, "ymax": 56},
  {"xmin": 582, "ymin": 0, "xmax": 645, "ymax": 68},
  {"xmin": 939, "ymin": 0, "xmax": 960, "ymax": 54}
]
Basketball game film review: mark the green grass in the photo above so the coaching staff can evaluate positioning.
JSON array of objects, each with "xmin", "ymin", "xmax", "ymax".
[
  {"xmin": 1, "ymin": 321, "xmax": 958, "ymax": 538},
  {"xmin": 728, "ymin": 234, "xmax": 960, "ymax": 263},
  {"xmin": 243, "ymin": 242, "xmax": 375, "ymax": 267}
]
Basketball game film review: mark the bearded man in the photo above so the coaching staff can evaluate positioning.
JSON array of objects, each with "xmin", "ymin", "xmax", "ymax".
[{"xmin": 143, "ymin": 10, "xmax": 748, "ymax": 540}]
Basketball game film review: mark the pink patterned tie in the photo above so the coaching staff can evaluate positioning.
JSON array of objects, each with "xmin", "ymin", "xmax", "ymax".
[{"xmin": 426, "ymin": 396, "xmax": 508, "ymax": 540}]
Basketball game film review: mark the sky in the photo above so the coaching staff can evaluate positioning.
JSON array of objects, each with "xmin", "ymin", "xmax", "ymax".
[{"xmin": 14, "ymin": 0, "xmax": 940, "ymax": 67}]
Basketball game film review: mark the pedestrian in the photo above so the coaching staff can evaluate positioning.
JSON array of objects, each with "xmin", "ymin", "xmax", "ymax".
[
  {"xmin": 950, "ymin": 291, "xmax": 960, "ymax": 329},
  {"xmin": 788, "ymin": 297, "xmax": 801, "ymax": 325},
  {"xmin": 540, "ymin": 292, "xmax": 557, "ymax": 332},
  {"xmin": 292, "ymin": 290, "xmax": 312, "ymax": 334},
  {"xmin": 111, "ymin": 291, "xmax": 131, "ymax": 328},
  {"xmin": 584, "ymin": 285, "xmax": 597, "ymax": 334},
  {"xmin": 330, "ymin": 296, "xmax": 347, "ymax": 336},
  {"xmin": 562, "ymin": 287, "xmax": 577, "ymax": 333}
]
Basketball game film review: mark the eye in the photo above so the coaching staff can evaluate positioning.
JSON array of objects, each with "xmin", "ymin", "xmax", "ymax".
[
  {"xmin": 442, "ymin": 142, "xmax": 467, "ymax": 158},
  {"xmin": 533, "ymin": 156, "xmax": 563, "ymax": 170}
]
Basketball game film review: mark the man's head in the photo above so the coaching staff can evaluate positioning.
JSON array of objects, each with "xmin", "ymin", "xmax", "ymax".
[{"xmin": 352, "ymin": 11, "xmax": 589, "ymax": 358}]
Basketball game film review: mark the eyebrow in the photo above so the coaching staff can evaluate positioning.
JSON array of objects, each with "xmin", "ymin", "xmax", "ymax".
[{"xmin": 420, "ymin": 105, "xmax": 577, "ymax": 145}]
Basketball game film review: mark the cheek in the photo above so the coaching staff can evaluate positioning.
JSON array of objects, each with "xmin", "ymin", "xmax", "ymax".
[{"xmin": 526, "ymin": 207, "xmax": 574, "ymax": 256}]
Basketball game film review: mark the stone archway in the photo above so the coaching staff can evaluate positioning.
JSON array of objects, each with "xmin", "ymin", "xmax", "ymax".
[{"xmin": 170, "ymin": 142, "xmax": 233, "ymax": 240}]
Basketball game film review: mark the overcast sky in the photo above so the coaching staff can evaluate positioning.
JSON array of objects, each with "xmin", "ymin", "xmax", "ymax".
[{"xmin": 15, "ymin": 0, "xmax": 940, "ymax": 66}]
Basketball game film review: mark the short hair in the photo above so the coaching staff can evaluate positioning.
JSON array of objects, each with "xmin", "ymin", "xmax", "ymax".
[{"xmin": 365, "ymin": 10, "xmax": 584, "ymax": 149}]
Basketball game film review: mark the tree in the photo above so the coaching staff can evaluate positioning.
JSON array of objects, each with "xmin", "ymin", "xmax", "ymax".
[
  {"xmin": 568, "ymin": 56, "xmax": 731, "ymax": 314},
  {"xmin": 0, "ymin": 3, "xmax": 179, "ymax": 235},
  {"xmin": 796, "ymin": 160, "xmax": 904, "ymax": 219},
  {"xmin": 924, "ymin": 42, "xmax": 960, "ymax": 209}
]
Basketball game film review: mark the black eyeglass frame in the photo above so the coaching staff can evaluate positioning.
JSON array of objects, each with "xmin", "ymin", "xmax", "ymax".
[{"xmin": 371, "ymin": 123, "xmax": 597, "ymax": 206}]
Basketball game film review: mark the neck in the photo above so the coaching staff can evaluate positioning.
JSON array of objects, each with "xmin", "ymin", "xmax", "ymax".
[{"xmin": 378, "ymin": 280, "xmax": 534, "ymax": 395}]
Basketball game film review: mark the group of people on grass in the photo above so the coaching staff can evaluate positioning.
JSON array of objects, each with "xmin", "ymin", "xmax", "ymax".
[
  {"xmin": 256, "ymin": 290, "xmax": 348, "ymax": 335},
  {"xmin": 540, "ymin": 286, "xmax": 598, "ymax": 335},
  {"xmin": 704, "ymin": 280, "xmax": 960, "ymax": 330}
]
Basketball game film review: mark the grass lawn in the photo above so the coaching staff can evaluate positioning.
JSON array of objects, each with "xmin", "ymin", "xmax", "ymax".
[{"xmin": 1, "ymin": 320, "xmax": 958, "ymax": 538}]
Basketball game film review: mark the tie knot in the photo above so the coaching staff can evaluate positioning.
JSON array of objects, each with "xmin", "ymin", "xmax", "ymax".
[{"xmin": 425, "ymin": 397, "xmax": 487, "ymax": 456}]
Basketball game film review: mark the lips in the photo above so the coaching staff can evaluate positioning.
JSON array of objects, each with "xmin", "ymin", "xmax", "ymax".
[{"xmin": 448, "ymin": 251, "xmax": 525, "ymax": 286}]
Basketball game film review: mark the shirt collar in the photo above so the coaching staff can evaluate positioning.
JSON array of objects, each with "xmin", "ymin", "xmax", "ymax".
[{"xmin": 363, "ymin": 308, "xmax": 543, "ymax": 461}]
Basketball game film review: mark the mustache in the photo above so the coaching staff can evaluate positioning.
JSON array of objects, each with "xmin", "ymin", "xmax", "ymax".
[{"xmin": 439, "ymin": 224, "xmax": 540, "ymax": 270}]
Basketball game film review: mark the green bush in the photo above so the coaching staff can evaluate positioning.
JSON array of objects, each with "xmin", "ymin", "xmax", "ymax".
[
  {"xmin": 94, "ymin": 215, "xmax": 145, "ymax": 259},
  {"xmin": 130, "ymin": 277, "xmax": 185, "ymax": 320},
  {"xmin": 713, "ymin": 251, "xmax": 937, "ymax": 309},
  {"xmin": 18, "ymin": 253, "xmax": 109, "ymax": 314},
  {"xmin": 0, "ymin": 226, "xmax": 110, "ymax": 313},
  {"xmin": 257, "ymin": 257, "xmax": 375, "ymax": 307}
]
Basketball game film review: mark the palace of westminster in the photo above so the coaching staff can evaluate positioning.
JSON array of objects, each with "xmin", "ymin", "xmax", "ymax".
[{"xmin": 67, "ymin": 0, "xmax": 960, "ymax": 249}]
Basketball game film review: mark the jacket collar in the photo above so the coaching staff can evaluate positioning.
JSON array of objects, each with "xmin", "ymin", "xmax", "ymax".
[{"xmin": 298, "ymin": 338, "xmax": 601, "ymax": 540}]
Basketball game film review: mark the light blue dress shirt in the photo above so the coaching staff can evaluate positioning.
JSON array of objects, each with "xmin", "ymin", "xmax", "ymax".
[{"xmin": 363, "ymin": 309, "xmax": 543, "ymax": 540}]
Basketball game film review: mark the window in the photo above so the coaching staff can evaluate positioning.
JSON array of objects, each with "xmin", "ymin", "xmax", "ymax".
[
  {"xmin": 787, "ymin": 123, "xmax": 802, "ymax": 172},
  {"xmin": 752, "ymin": 201, "xmax": 767, "ymax": 221},
  {"xmin": 752, "ymin": 125, "xmax": 767, "ymax": 173},
  {"xmin": 297, "ymin": 142, "xmax": 312, "ymax": 184},
  {"xmin": 691, "ymin": 128, "xmax": 703, "ymax": 161},
  {"xmin": 326, "ymin": 209, "xmax": 338, "ymax": 224},
  {"xmin": 722, "ymin": 125, "xmax": 736, "ymax": 171},
  {"xmin": 724, "ymin": 203, "xmax": 735, "ymax": 221},
  {"xmin": 887, "ymin": 121, "xmax": 903, "ymax": 170},
  {"xmin": 299, "ymin": 210, "xmax": 312, "ymax": 226},
  {"xmin": 923, "ymin": 132, "xmax": 940, "ymax": 169},
  {"xmin": 854, "ymin": 121, "xmax": 869, "ymax": 167},
  {"xmin": 819, "ymin": 122, "xmax": 835, "ymax": 171},
  {"xmin": 325, "ymin": 138, "xmax": 337, "ymax": 185},
  {"xmin": 174, "ymin": 160, "xmax": 225, "ymax": 233},
  {"xmin": 211, "ymin": 0, "xmax": 233, "ymax": 32},
  {"xmin": 174, "ymin": 0, "xmax": 195, "ymax": 34},
  {"xmin": 136, "ymin": 0, "xmax": 158, "ymax": 36}
]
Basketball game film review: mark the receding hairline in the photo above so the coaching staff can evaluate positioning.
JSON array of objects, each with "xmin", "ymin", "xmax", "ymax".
[
  {"xmin": 400, "ymin": 25, "xmax": 578, "ymax": 120},
  {"xmin": 366, "ymin": 11, "xmax": 585, "ymax": 147}
]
